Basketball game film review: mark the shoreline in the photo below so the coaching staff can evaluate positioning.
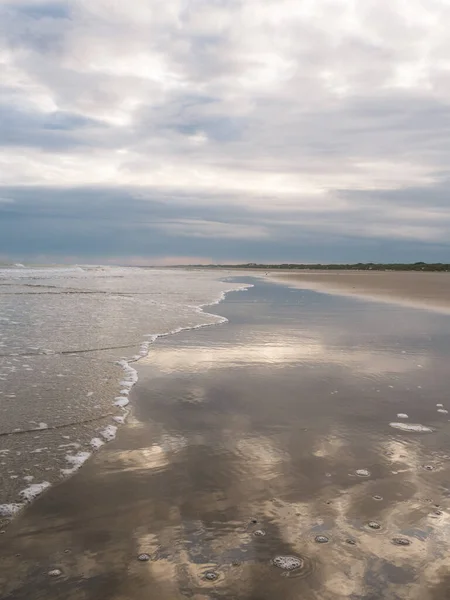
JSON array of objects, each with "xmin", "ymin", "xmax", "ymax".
[
  {"xmin": 0, "ymin": 275, "xmax": 252, "ymax": 530},
  {"xmin": 266, "ymin": 270, "xmax": 450, "ymax": 314},
  {"xmin": 2, "ymin": 278, "xmax": 450, "ymax": 599}
]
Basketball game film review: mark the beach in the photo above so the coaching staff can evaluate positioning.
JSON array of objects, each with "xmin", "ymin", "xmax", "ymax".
[
  {"xmin": 1, "ymin": 273, "xmax": 450, "ymax": 599},
  {"xmin": 269, "ymin": 270, "xmax": 450, "ymax": 313}
]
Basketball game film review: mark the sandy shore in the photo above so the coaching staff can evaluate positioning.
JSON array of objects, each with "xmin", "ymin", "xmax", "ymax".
[
  {"xmin": 2, "ymin": 278, "xmax": 450, "ymax": 599},
  {"xmin": 267, "ymin": 271, "xmax": 450, "ymax": 313}
]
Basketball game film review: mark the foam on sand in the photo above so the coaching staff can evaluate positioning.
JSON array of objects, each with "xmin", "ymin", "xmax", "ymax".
[
  {"xmin": 0, "ymin": 503, "xmax": 24, "ymax": 517},
  {"xmin": 90, "ymin": 437, "xmax": 104, "ymax": 450},
  {"xmin": 19, "ymin": 482, "xmax": 51, "ymax": 502},
  {"xmin": 389, "ymin": 422, "xmax": 433, "ymax": 433},
  {"xmin": 437, "ymin": 408, "xmax": 448, "ymax": 414},
  {"xmin": 397, "ymin": 413, "xmax": 409, "ymax": 419},
  {"xmin": 62, "ymin": 451, "xmax": 91, "ymax": 475},
  {"xmin": 100, "ymin": 425, "xmax": 117, "ymax": 442},
  {"xmin": 114, "ymin": 397, "xmax": 129, "ymax": 408}
]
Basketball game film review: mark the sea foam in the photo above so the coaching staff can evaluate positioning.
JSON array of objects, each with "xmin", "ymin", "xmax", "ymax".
[
  {"xmin": 389, "ymin": 422, "xmax": 433, "ymax": 433},
  {"xmin": 19, "ymin": 482, "xmax": 51, "ymax": 502}
]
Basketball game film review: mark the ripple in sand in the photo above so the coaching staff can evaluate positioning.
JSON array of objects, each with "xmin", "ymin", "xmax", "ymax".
[{"xmin": 389, "ymin": 422, "xmax": 433, "ymax": 433}]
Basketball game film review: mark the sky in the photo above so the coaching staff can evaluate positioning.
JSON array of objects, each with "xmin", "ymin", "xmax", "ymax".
[{"xmin": 1, "ymin": 0, "xmax": 450, "ymax": 265}]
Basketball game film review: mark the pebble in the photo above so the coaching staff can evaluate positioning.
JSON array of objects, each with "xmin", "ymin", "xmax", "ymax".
[
  {"xmin": 346, "ymin": 539, "xmax": 356, "ymax": 545},
  {"xmin": 372, "ymin": 495, "xmax": 383, "ymax": 501},
  {"xmin": 254, "ymin": 529, "xmax": 266, "ymax": 537},
  {"xmin": 367, "ymin": 521, "xmax": 381, "ymax": 530},
  {"xmin": 423, "ymin": 465, "xmax": 434, "ymax": 471},
  {"xmin": 203, "ymin": 571, "xmax": 218, "ymax": 581},
  {"xmin": 137, "ymin": 553, "xmax": 151, "ymax": 562}
]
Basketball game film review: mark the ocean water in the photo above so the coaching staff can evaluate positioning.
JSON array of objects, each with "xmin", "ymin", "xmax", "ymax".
[{"xmin": 0, "ymin": 266, "xmax": 249, "ymax": 518}]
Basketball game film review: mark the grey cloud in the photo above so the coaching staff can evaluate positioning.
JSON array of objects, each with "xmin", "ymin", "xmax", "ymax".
[
  {"xmin": 0, "ymin": 105, "xmax": 108, "ymax": 149},
  {"xmin": 0, "ymin": 1, "xmax": 450, "ymax": 261},
  {"xmin": 0, "ymin": 185, "xmax": 448, "ymax": 263}
]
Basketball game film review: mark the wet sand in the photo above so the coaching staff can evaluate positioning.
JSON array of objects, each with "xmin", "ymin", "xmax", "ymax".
[
  {"xmin": 269, "ymin": 270, "xmax": 450, "ymax": 313},
  {"xmin": 1, "ymin": 278, "xmax": 450, "ymax": 599}
]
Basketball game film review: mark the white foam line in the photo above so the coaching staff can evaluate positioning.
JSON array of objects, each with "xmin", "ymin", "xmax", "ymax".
[
  {"xmin": 19, "ymin": 482, "xmax": 51, "ymax": 502},
  {"xmin": 112, "ymin": 281, "xmax": 253, "ymax": 429},
  {"xmin": 390, "ymin": 422, "xmax": 433, "ymax": 433},
  {"xmin": 90, "ymin": 437, "xmax": 104, "ymax": 450},
  {"xmin": 114, "ymin": 397, "xmax": 129, "ymax": 408},
  {"xmin": 2, "ymin": 280, "xmax": 253, "ymax": 526},
  {"xmin": 61, "ymin": 451, "xmax": 91, "ymax": 475},
  {"xmin": 0, "ymin": 503, "xmax": 24, "ymax": 517},
  {"xmin": 100, "ymin": 425, "xmax": 118, "ymax": 442}
]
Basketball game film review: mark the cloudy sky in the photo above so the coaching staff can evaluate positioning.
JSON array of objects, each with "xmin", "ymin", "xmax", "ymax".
[{"xmin": 1, "ymin": 0, "xmax": 450, "ymax": 264}]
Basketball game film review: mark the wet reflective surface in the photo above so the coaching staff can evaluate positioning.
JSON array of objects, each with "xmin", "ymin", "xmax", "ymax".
[
  {"xmin": 0, "ymin": 266, "xmax": 242, "ymax": 510},
  {"xmin": 1, "ymin": 278, "xmax": 450, "ymax": 599}
]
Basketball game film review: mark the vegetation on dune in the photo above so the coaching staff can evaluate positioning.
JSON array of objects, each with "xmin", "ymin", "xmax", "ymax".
[{"xmin": 191, "ymin": 262, "xmax": 450, "ymax": 272}]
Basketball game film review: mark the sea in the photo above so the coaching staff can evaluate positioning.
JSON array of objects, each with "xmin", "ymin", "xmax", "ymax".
[{"xmin": 0, "ymin": 265, "xmax": 249, "ymax": 519}]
